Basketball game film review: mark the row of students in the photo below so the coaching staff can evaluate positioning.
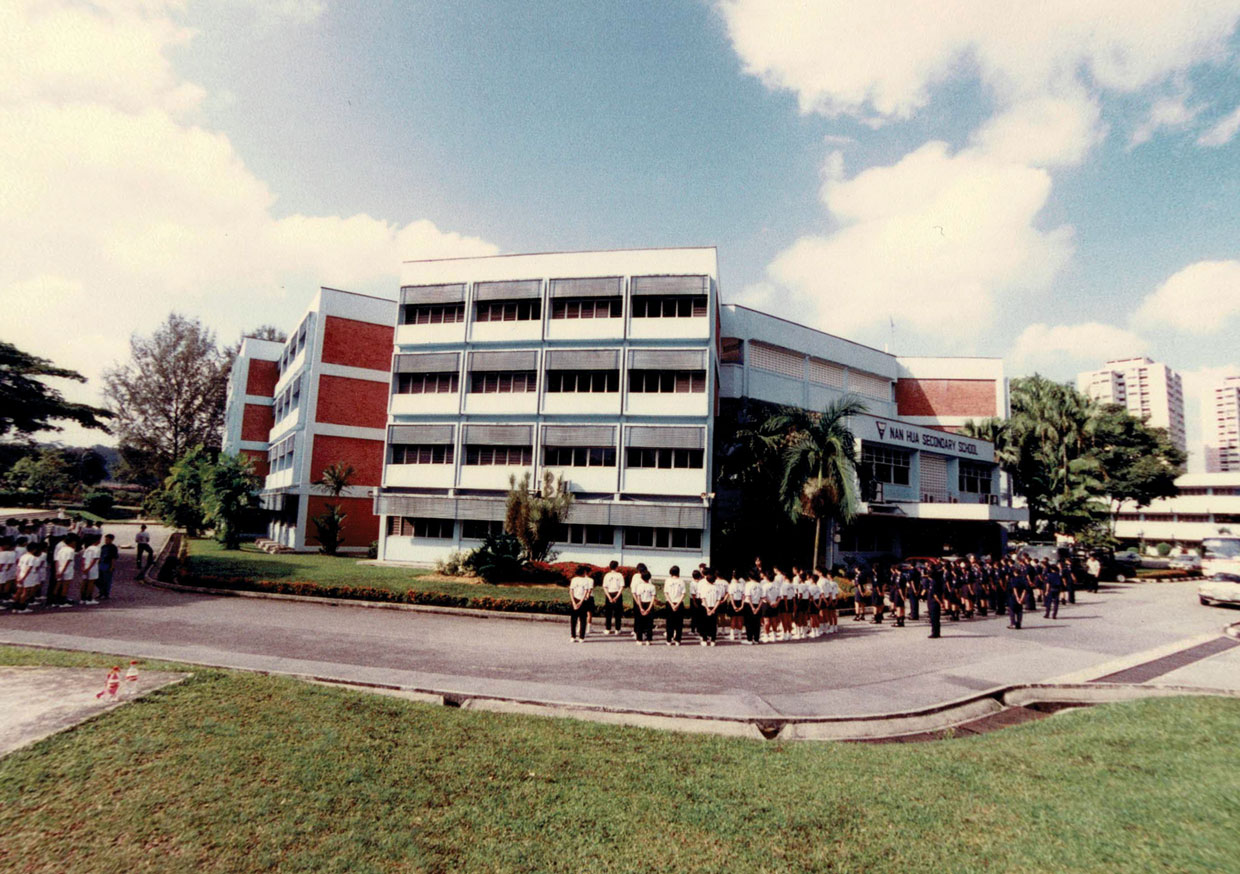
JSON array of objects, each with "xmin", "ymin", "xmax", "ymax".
[
  {"xmin": 1, "ymin": 532, "xmax": 120, "ymax": 613},
  {"xmin": 568, "ymin": 561, "xmax": 844, "ymax": 646}
]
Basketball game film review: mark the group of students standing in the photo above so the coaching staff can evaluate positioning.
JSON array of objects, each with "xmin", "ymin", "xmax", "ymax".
[
  {"xmin": 568, "ymin": 560, "xmax": 844, "ymax": 646},
  {"xmin": 0, "ymin": 518, "xmax": 153, "ymax": 614},
  {"xmin": 566, "ymin": 553, "xmax": 1092, "ymax": 645}
]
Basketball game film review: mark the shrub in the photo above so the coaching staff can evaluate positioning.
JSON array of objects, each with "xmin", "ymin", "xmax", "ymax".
[
  {"xmin": 465, "ymin": 533, "xmax": 525, "ymax": 583},
  {"xmin": 434, "ymin": 549, "xmax": 473, "ymax": 576},
  {"xmin": 528, "ymin": 561, "xmax": 639, "ymax": 586},
  {"xmin": 1155, "ymin": 541, "xmax": 1172, "ymax": 557},
  {"xmin": 367, "ymin": 540, "xmax": 378, "ymax": 559}
]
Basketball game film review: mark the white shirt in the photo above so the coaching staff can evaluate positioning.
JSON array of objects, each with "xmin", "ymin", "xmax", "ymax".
[
  {"xmin": 663, "ymin": 576, "xmax": 686, "ymax": 605},
  {"xmin": 135, "ymin": 530, "xmax": 151, "ymax": 545},
  {"xmin": 602, "ymin": 570, "xmax": 625, "ymax": 594},
  {"xmin": 568, "ymin": 575, "xmax": 593, "ymax": 601},
  {"xmin": 700, "ymin": 582, "xmax": 721, "ymax": 609},
  {"xmin": 632, "ymin": 578, "xmax": 656, "ymax": 605},
  {"xmin": 781, "ymin": 580, "xmax": 797, "ymax": 600},
  {"xmin": 728, "ymin": 580, "xmax": 745, "ymax": 601},
  {"xmin": 714, "ymin": 578, "xmax": 728, "ymax": 602},
  {"xmin": 819, "ymin": 577, "xmax": 839, "ymax": 598},
  {"xmin": 55, "ymin": 542, "xmax": 76, "ymax": 580},
  {"xmin": 17, "ymin": 552, "xmax": 44, "ymax": 587},
  {"xmin": 82, "ymin": 544, "xmax": 102, "ymax": 580},
  {"xmin": 694, "ymin": 577, "xmax": 715, "ymax": 600},
  {"xmin": 0, "ymin": 550, "xmax": 14, "ymax": 583},
  {"xmin": 762, "ymin": 580, "xmax": 779, "ymax": 604}
]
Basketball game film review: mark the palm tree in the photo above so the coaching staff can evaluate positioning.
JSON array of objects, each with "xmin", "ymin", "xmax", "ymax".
[
  {"xmin": 758, "ymin": 395, "xmax": 868, "ymax": 568},
  {"xmin": 312, "ymin": 461, "xmax": 355, "ymax": 555}
]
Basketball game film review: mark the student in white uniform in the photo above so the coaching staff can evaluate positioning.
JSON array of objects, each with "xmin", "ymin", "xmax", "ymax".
[
  {"xmin": 806, "ymin": 571, "xmax": 822, "ymax": 637},
  {"xmin": 742, "ymin": 574, "xmax": 764, "ymax": 644},
  {"xmin": 600, "ymin": 561, "xmax": 626, "ymax": 635},
  {"xmin": 698, "ymin": 569, "xmax": 721, "ymax": 646},
  {"xmin": 727, "ymin": 573, "xmax": 746, "ymax": 641},
  {"xmin": 662, "ymin": 566, "xmax": 686, "ymax": 646},
  {"xmin": 629, "ymin": 563, "xmax": 649, "ymax": 639},
  {"xmin": 0, "ymin": 538, "xmax": 15, "ymax": 604},
  {"xmin": 568, "ymin": 566, "xmax": 593, "ymax": 642},
  {"xmin": 760, "ymin": 572, "xmax": 779, "ymax": 643},
  {"xmin": 14, "ymin": 542, "xmax": 46, "ymax": 613},
  {"xmin": 80, "ymin": 536, "xmax": 102, "ymax": 605},
  {"xmin": 818, "ymin": 567, "xmax": 840, "ymax": 634},
  {"xmin": 778, "ymin": 569, "xmax": 797, "ymax": 640},
  {"xmin": 632, "ymin": 571, "xmax": 657, "ymax": 645},
  {"xmin": 52, "ymin": 534, "xmax": 78, "ymax": 607}
]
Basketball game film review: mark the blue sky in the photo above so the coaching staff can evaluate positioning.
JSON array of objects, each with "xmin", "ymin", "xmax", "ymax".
[{"xmin": 4, "ymin": 1, "xmax": 1240, "ymax": 463}]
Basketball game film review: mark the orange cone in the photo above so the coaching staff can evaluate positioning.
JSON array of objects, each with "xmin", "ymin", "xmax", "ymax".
[{"xmin": 96, "ymin": 666, "xmax": 121, "ymax": 700}]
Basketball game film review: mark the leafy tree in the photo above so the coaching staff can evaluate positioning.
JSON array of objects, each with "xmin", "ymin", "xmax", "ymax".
[
  {"xmin": 312, "ymin": 461, "xmax": 355, "ymax": 556},
  {"xmin": 504, "ymin": 471, "xmax": 573, "ymax": 563},
  {"xmin": 9, "ymin": 449, "xmax": 74, "ymax": 504},
  {"xmin": 246, "ymin": 325, "xmax": 287, "ymax": 343},
  {"xmin": 82, "ymin": 491, "xmax": 115, "ymax": 518},
  {"xmin": 150, "ymin": 445, "xmax": 214, "ymax": 536},
  {"xmin": 1086, "ymin": 403, "xmax": 1184, "ymax": 531},
  {"xmin": 0, "ymin": 341, "xmax": 112, "ymax": 438},
  {"xmin": 103, "ymin": 314, "xmax": 231, "ymax": 484},
  {"xmin": 63, "ymin": 447, "xmax": 108, "ymax": 486},
  {"xmin": 203, "ymin": 453, "xmax": 261, "ymax": 549}
]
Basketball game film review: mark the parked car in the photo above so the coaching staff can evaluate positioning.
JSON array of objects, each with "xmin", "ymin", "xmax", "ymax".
[
  {"xmin": 1115, "ymin": 549, "xmax": 1142, "ymax": 564},
  {"xmin": 1198, "ymin": 574, "xmax": 1240, "ymax": 607},
  {"xmin": 1072, "ymin": 547, "xmax": 1138, "ymax": 582},
  {"xmin": 1169, "ymin": 554, "xmax": 1202, "ymax": 573}
]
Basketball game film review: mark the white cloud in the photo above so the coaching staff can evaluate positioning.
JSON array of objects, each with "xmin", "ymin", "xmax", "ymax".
[
  {"xmin": 0, "ymin": 0, "xmax": 497, "ymax": 443},
  {"xmin": 717, "ymin": 0, "xmax": 1240, "ymax": 119},
  {"xmin": 970, "ymin": 91, "xmax": 1103, "ymax": 167},
  {"xmin": 1197, "ymin": 103, "xmax": 1240, "ymax": 146},
  {"xmin": 1129, "ymin": 93, "xmax": 1202, "ymax": 147},
  {"xmin": 1008, "ymin": 322, "xmax": 1148, "ymax": 374},
  {"xmin": 1134, "ymin": 260, "xmax": 1240, "ymax": 333}
]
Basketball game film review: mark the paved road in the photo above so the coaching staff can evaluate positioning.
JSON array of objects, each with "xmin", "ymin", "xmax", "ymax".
[{"xmin": 2, "ymin": 526, "xmax": 1236, "ymax": 719}]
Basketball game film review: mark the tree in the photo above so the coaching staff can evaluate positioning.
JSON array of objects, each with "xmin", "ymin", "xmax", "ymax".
[
  {"xmin": 504, "ymin": 470, "xmax": 573, "ymax": 563},
  {"xmin": 149, "ymin": 445, "xmax": 214, "ymax": 536},
  {"xmin": 203, "ymin": 453, "xmax": 261, "ymax": 549},
  {"xmin": 1086, "ymin": 403, "xmax": 1185, "ymax": 531},
  {"xmin": 312, "ymin": 461, "xmax": 355, "ymax": 555},
  {"xmin": 63, "ymin": 447, "xmax": 108, "ymax": 486},
  {"xmin": 756, "ymin": 395, "xmax": 868, "ymax": 568},
  {"xmin": 246, "ymin": 325, "xmax": 287, "ymax": 343},
  {"xmin": 103, "ymin": 313, "xmax": 231, "ymax": 484},
  {"xmin": 0, "ymin": 341, "xmax": 112, "ymax": 438},
  {"xmin": 8, "ymin": 449, "xmax": 74, "ymax": 504}
]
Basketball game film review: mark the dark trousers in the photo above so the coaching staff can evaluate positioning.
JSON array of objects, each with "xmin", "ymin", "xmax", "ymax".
[
  {"xmin": 1065, "ymin": 578, "xmax": 1076, "ymax": 604},
  {"xmin": 665, "ymin": 606, "xmax": 683, "ymax": 642},
  {"xmin": 98, "ymin": 568, "xmax": 113, "ymax": 598},
  {"xmin": 928, "ymin": 600, "xmax": 941, "ymax": 637},
  {"xmin": 743, "ymin": 607, "xmax": 761, "ymax": 641},
  {"xmin": 908, "ymin": 593, "xmax": 920, "ymax": 620},
  {"xmin": 136, "ymin": 543, "xmax": 154, "ymax": 571},
  {"xmin": 603, "ymin": 597, "xmax": 623, "ymax": 631},
  {"xmin": 699, "ymin": 610, "xmax": 717, "ymax": 642},
  {"xmin": 993, "ymin": 588, "xmax": 1005, "ymax": 614},
  {"xmin": 570, "ymin": 606, "xmax": 588, "ymax": 639},
  {"xmin": 1008, "ymin": 595, "xmax": 1023, "ymax": 628},
  {"xmin": 635, "ymin": 609, "xmax": 654, "ymax": 641},
  {"xmin": 1044, "ymin": 590, "xmax": 1061, "ymax": 619}
]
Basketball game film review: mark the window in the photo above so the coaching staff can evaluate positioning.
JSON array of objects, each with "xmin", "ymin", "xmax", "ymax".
[
  {"xmin": 396, "ymin": 372, "xmax": 458, "ymax": 394},
  {"xmin": 719, "ymin": 337, "xmax": 744, "ymax": 364},
  {"xmin": 390, "ymin": 444, "xmax": 453, "ymax": 465},
  {"xmin": 749, "ymin": 342, "xmax": 803, "ymax": 379},
  {"xmin": 401, "ymin": 304, "xmax": 465, "ymax": 325},
  {"xmin": 387, "ymin": 517, "xmax": 454, "ymax": 539},
  {"xmin": 545, "ymin": 370, "xmax": 619, "ymax": 393},
  {"xmin": 555, "ymin": 524, "xmax": 614, "ymax": 545},
  {"xmin": 958, "ymin": 462, "xmax": 994, "ymax": 494},
  {"xmin": 475, "ymin": 300, "xmax": 540, "ymax": 322},
  {"xmin": 464, "ymin": 445, "xmax": 533, "ymax": 466},
  {"xmin": 544, "ymin": 446, "xmax": 616, "ymax": 467},
  {"xmin": 861, "ymin": 445, "xmax": 911, "ymax": 486},
  {"xmin": 625, "ymin": 448, "xmax": 704, "ymax": 469},
  {"xmin": 628, "ymin": 370, "xmax": 706, "ymax": 393},
  {"xmin": 551, "ymin": 298, "xmax": 621, "ymax": 319},
  {"xmin": 630, "ymin": 295, "xmax": 707, "ymax": 318},
  {"xmin": 461, "ymin": 519, "xmax": 505, "ymax": 540},
  {"xmin": 468, "ymin": 371, "xmax": 537, "ymax": 393},
  {"xmin": 622, "ymin": 527, "xmax": 702, "ymax": 549}
]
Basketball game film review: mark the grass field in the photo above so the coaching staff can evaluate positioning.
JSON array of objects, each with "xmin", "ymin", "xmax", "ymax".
[
  {"xmin": 186, "ymin": 538, "xmax": 571, "ymax": 604},
  {"xmin": 1, "ymin": 645, "xmax": 1237, "ymax": 874}
]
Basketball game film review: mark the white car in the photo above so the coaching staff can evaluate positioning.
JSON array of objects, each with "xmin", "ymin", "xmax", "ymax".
[
  {"xmin": 1170, "ymin": 554, "xmax": 1202, "ymax": 572},
  {"xmin": 1198, "ymin": 574, "xmax": 1240, "ymax": 607}
]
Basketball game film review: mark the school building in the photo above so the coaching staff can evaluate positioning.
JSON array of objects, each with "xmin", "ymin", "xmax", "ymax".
[{"xmin": 1111, "ymin": 472, "xmax": 1240, "ymax": 549}]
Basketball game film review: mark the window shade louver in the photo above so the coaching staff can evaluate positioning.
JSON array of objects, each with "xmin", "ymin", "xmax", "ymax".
[
  {"xmin": 388, "ymin": 424, "xmax": 454, "ymax": 445},
  {"xmin": 374, "ymin": 494, "xmax": 458, "ymax": 520},
  {"xmin": 393, "ymin": 352, "xmax": 460, "ymax": 373},
  {"xmin": 549, "ymin": 277, "xmax": 622, "ymax": 299},
  {"xmin": 544, "ymin": 349, "xmax": 620, "ymax": 370},
  {"xmin": 625, "ymin": 426, "xmax": 705, "ymax": 449},
  {"xmin": 474, "ymin": 279, "xmax": 542, "ymax": 302},
  {"xmin": 469, "ymin": 350, "xmax": 539, "ymax": 371},
  {"xmin": 400, "ymin": 284, "xmax": 466, "ymax": 305},
  {"xmin": 463, "ymin": 424, "xmax": 533, "ymax": 445},
  {"xmin": 630, "ymin": 275, "xmax": 709, "ymax": 295},
  {"xmin": 627, "ymin": 349, "xmax": 707, "ymax": 370},
  {"xmin": 609, "ymin": 503, "xmax": 706, "ymax": 528},
  {"xmin": 542, "ymin": 425, "xmax": 616, "ymax": 447}
]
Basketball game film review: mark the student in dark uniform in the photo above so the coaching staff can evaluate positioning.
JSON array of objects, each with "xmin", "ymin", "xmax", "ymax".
[
  {"xmin": 870, "ymin": 565, "xmax": 885, "ymax": 624},
  {"xmin": 1061, "ymin": 557, "xmax": 1077, "ymax": 604},
  {"xmin": 1043, "ymin": 560, "xmax": 1064, "ymax": 620},
  {"xmin": 969, "ymin": 556, "xmax": 987, "ymax": 617},
  {"xmin": 926, "ymin": 561, "xmax": 943, "ymax": 638},
  {"xmin": 851, "ymin": 565, "xmax": 868, "ymax": 621},
  {"xmin": 904, "ymin": 563, "xmax": 920, "ymax": 621},
  {"xmin": 1007, "ymin": 561, "xmax": 1026, "ymax": 630},
  {"xmin": 888, "ymin": 566, "xmax": 906, "ymax": 627}
]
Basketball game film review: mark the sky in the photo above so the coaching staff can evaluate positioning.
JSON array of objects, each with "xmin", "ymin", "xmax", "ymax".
[{"xmin": 4, "ymin": 0, "xmax": 1240, "ymax": 468}]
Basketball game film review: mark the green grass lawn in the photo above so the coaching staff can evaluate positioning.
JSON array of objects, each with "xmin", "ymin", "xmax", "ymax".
[
  {"xmin": 2, "ymin": 645, "xmax": 1237, "ymax": 874},
  {"xmin": 186, "ymin": 537, "xmax": 571, "ymax": 604}
]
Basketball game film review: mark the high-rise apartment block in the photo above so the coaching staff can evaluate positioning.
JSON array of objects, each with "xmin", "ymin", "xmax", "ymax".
[
  {"xmin": 1077, "ymin": 357, "xmax": 1186, "ymax": 452},
  {"xmin": 1204, "ymin": 375, "xmax": 1240, "ymax": 473}
]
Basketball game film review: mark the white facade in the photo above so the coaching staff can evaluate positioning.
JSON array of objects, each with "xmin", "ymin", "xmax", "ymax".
[
  {"xmin": 1113, "ymin": 472, "xmax": 1240, "ymax": 545},
  {"xmin": 1077, "ymin": 357, "xmax": 1186, "ymax": 452},
  {"xmin": 1204, "ymin": 375, "xmax": 1240, "ymax": 473},
  {"xmin": 376, "ymin": 248, "xmax": 718, "ymax": 571}
]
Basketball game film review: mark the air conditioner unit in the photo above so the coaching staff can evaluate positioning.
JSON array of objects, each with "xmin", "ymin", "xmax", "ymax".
[{"xmin": 988, "ymin": 494, "xmax": 999, "ymax": 506}]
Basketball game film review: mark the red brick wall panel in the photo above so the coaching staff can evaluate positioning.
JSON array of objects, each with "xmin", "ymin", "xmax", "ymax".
[
  {"xmin": 306, "ymin": 495, "xmax": 381, "ymax": 549},
  {"xmin": 895, "ymin": 379, "xmax": 998, "ymax": 418},
  {"xmin": 321, "ymin": 315, "xmax": 393, "ymax": 372},
  {"xmin": 315, "ymin": 374, "xmax": 388, "ymax": 428},
  {"xmin": 309, "ymin": 434, "xmax": 384, "ymax": 485},
  {"xmin": 240, "ymin": 448, "xmax": 269, "ymax": 478},
  {"xmin": 240, "ymin": 403, "xmax": 274, "ymax": 442},
  {"xmin": 245, "ymin": 359, "xmax": 279, "ymax": 397}
]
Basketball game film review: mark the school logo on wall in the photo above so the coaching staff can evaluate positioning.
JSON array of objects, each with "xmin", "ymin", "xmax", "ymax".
[{"xmin": 875, "ymin": 421, "xmax": 886, "ymax": 439}]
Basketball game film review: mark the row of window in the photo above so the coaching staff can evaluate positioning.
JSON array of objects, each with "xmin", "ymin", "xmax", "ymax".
[
  {"xmin": 393, "ymin": 369, "xmax": 707, "ymax": 395},
  {"xmin": 390, "ymin": 444, "xmax": 704, "ymax": 470},
  {"xmin": 273, "ymin": 375, "xmax": 301, "ymax": 422},
  {"xmin": 386, "ymin": 517, "xmax": 703, "ymax": 550},
  {"xmin": 276, "ymin": 316, "xmax": 310, "ymax": 375},
  {"xmin": 958, "ymin": 462, "xmax": 994, "ymax": 495},
  {"xmin": 401, "ymin": 294, "xmax": 707, "ymax": 326},
  {"xmin": 861, "ymin": 445, "xmax": 911, "ymax": 486}
]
